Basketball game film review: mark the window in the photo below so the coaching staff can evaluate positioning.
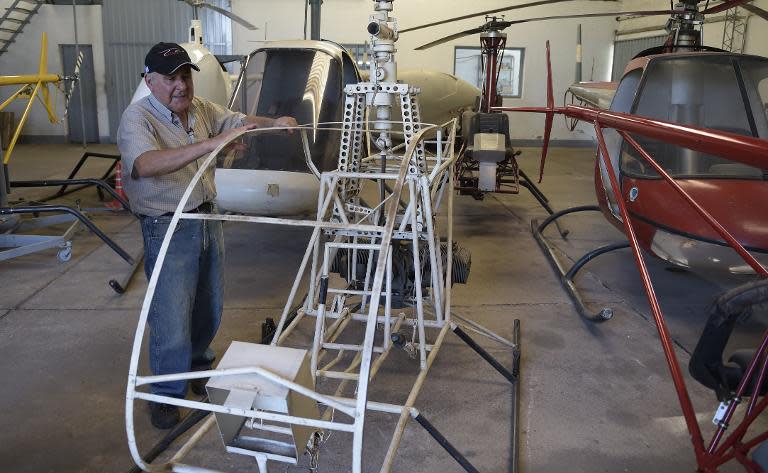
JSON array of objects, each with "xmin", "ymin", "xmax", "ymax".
[
  {"xmin": 454, "ymin": 47, "xmax": 524, "ymax": 98},
  {"xmin": 620, "ymin": 55, "xmax": 763, "ymax": 179},
  {"xmin": 341, "ymin": 43, "xmax": 371, "ymax": 71}
]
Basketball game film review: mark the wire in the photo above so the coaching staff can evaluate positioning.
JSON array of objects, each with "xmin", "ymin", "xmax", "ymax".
[{"xmin": 304, "ymin": 0, "xmax": 309, "ymax": 40}]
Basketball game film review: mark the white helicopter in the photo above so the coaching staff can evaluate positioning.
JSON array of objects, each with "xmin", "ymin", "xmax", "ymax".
[{"xmin": 130, "ymin": 4, "xmax": 479, "ymax": 216}]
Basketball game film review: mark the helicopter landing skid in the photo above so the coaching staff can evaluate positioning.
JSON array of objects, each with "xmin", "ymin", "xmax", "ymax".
[{"xmin": 532, "ymin": 205, "xmax": 630, "ymax": 322}]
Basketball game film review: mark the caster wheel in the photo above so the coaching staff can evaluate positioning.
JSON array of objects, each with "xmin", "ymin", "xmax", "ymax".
[{"xmin": 58, "ymin": 245, "xmax": 72, "ymax": 262}]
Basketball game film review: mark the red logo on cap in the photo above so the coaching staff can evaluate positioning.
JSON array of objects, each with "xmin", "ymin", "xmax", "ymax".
[{"xmin": 160, "ymin": 48, "xmax": 183, "ymax": 57}]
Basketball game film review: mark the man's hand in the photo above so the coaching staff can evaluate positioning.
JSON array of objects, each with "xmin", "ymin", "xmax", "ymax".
[
  {"xmin": 274, "ymin": 116, "xmax": 299, "ymax": 134},
  {"xmin": 208, "ymin": 122, "xmax": 260, "ymax": 153}
]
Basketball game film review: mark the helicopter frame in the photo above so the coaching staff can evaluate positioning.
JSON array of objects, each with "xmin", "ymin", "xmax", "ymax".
[{"xmin": 124, "ymin": 116, "xmax": 521, "ymax": 473}]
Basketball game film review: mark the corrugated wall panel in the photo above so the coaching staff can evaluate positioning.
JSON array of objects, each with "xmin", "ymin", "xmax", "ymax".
[
  {"xmin": 611, "ymin": 35, "xmax": 667, "ymax": 81},
  {"xmin": 102, "ymin": 0, "xmax": 232, "ymax": 141}
]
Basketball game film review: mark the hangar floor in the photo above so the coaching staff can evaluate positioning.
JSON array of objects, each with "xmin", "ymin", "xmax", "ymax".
[{"xmin": 0, "ymin": 144, "xmax": 764, "ymax": 473}]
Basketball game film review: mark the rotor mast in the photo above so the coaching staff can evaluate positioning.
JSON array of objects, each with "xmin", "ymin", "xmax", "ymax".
[
  {"xmin": 479, "ymin": 19, "xmax": 507, "ymax": 113},
  {"xmin": 368, "ymin": 0, "xmax": 399, "ymax": 149},
  {"xmin": 665, "ymin": 1, "xmax": 704, "ymax": 50}
]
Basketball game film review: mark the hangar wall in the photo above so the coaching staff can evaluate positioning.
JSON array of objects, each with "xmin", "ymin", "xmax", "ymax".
[{"xmin": 0, "ymin": 2, "xmax": 109, "ymax": 142}]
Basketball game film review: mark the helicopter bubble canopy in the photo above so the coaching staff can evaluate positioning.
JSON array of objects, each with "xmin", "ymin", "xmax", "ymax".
[
  {"xmin": 616, "ymin": 54, "xmax": 768, "ymax": 180},
  {"xmin": 227, "ymin": 45, "xmax": 360, "ymax": 175}
]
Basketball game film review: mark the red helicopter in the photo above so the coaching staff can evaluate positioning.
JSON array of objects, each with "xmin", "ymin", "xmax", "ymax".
[
  {"xmin": 405, "ymin": 0, "xmax": 768, "ymax": 309},
  {"xmin": 405, "ymin": 1, "xmax": 768, "ymax": 471}
]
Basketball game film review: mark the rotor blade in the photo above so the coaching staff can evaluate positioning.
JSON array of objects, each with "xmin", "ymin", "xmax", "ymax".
[
  {"xmin": 414, "ymin": 25, "xmax": 497, "ymax": 50},
  {"xmin": 742, "ymin": 3, "xmax": 768, "ymax": 21},
  {"xmin": 400, "ymin": 0, "xmax": 617, "ymax": 34},
  {"xmin": 199, "ymin": 3, "xmax": 258, "ymax": 30},
  {"xmin": 64, "ymin": 51, "xmax": 84, "ymax": 114},
  {"xmin": 702, "ymin": 0, "xmax": 754, "ymax": 15},
  {"xmin": 414, "ymin": 11, "xmax": 670, "ymax": 50}
]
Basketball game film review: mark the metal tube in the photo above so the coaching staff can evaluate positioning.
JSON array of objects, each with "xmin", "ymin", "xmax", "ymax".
[
  {"xmin": 309, "ymin": 0, "xmax": 322, "ymax": 40},
  {"xmin": 182, "ymin": 212, "xmax": 382, "ymax": 233},
  {"xmin": 4, "ymin": 81, "xmax": 42, "ymax": 164},
  {"xmin": 272, "ymin": 226, "xmax": 320, "ymax": 345},
  {"xmin": 414, "ymin": 413, "xmax": 480, "ymax": 473},
  {"xmin": 593, "ymin": 122, "xmax": 707, "ymax": 465},
  {"xmin": 169, "ymin": 416, "xmax": 216, "ymax": 464},
  {"xmin": 453, "ymin": 326, "xmax": 516, "ymax": 383},
  {"xmin": 710, "ymin": 330, "xmax": 768, "ymax": 455},
  {"xmin": 420, "ymin": 175, "xmax": 443, "ymax": 322},
  {"xmin": 511, "ymin": 319, "xmax": 521, "ymax": 473},
  {"xmin": 444, "ymin": 158, "xmax": 454, "ymax": 321},
  {"xmin": 379, "ymin": 322, "xmax": 452, "ymax": 473},
  {"xmin": 0, "ymin": 84, "xmax": 29, "ymax": 110},
  {"xmin": 450, "ymin": 312, "xmax": 516, "ymax": 348},
  {"xmin": 351, "ymin": 125, "xmax": 439, "ymax": 473},
  {"xmin": 408, "ymin": 179, "xmax": 428, "ymax": 369},
  {"xmin": 494, "ymin": 105, "xmax": 768, "ymax": 170}
]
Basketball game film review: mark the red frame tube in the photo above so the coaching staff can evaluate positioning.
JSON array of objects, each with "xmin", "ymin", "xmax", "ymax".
[
  {"xmin": 593, "ymin": 122, "xmax": 709, "ymax": 466},
  {"xmin": 494, "ymin": 105, "xmax": 768, "ymax": 170},
  {"xmin": 480, "ymin": 34, "xmax": 506, "ymax": 113}
]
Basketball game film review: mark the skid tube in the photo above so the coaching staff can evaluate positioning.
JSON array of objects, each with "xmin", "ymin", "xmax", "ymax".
[{"xmin": 532, "ymin": 205, "xmax": 629, "ymax": 322}]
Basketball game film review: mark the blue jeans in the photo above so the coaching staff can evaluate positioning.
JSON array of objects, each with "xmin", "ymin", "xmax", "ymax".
[{"xmin": 140, "ymin": 211, "xmax": 224, "ymax": 398}]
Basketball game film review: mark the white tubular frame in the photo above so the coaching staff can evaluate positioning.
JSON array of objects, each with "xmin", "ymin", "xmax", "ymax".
[{"xmin": 126, "ymin": 118, "xmax": 513, "ymax": 473}]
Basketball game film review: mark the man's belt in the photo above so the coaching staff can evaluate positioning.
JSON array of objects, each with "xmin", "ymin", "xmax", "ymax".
[{"xmin": 152, "ymin": 201, "xmax": 214, "ymax": 218}]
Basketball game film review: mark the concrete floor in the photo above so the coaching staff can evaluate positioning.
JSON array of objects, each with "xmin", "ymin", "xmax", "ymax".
[{"xmin": 0, "ymin": 143, "xmax": 765, "ymax": 473}]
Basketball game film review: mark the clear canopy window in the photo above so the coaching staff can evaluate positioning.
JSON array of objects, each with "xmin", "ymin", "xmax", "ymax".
[
  {"xmin": 228, "ymin": 49, "xmax": 349, "ymax": 173},
  {"xmin": 620, "ymin": 55, "xmax": 768, "ymax": 179}
]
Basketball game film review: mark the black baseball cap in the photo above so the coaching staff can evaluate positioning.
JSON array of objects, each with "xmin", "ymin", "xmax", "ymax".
[{"xmin": 142, "ymin": 42, "xmax": 200, "ymax": 77}]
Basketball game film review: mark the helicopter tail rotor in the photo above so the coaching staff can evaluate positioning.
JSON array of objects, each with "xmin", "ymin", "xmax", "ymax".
[{"xmin": 62, "ymin": 51, "xmax": 84, "ymax": 118}]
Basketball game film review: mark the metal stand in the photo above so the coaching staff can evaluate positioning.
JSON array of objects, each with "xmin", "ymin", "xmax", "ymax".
[
  {"xmin": 0, "ymin": 178, "xmax": 133, "ymax": 263},
  {"xmin": 0, "ymin": 204, "xmax": 134, "ymax": 263},
  {"xmin": 39, "ymin": 151, "xmax": 121, "ymax": 202},
  {"xmin": 532, "ymin": 205, "xmax": 629, "ymax": 322}
]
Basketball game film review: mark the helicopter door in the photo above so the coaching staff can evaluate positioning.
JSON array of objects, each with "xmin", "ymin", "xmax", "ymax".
[
  {"xmin": 618, "ymin": 55, "xmax": 764, "ymax": 182},
  {"xmin": 227, "ymin": 48, "xmax": 345, "ymax": 174},
  {"xmin": 598, "ymin": 68, "xmax": 643, "ymax": 219}
]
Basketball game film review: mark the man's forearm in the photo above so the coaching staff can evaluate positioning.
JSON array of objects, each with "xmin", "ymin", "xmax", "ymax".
[{"xmin": 132, "ymin": 139, "xmax": 214, "ymax": 178}]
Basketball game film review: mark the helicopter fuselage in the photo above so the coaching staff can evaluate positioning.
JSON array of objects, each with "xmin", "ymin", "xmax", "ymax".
[{"xmin": 596, "ymin": 51, "xmax": 768, "ymax": 273}]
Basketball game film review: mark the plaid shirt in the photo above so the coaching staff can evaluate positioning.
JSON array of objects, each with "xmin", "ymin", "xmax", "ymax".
[{"xmin": 117, "ymin": 94, "xmax": 245, "ymax": 216}]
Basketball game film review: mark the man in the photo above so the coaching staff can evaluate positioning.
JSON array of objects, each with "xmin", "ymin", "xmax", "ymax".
[{"xmin": 117, "ymin": 42, "xmax": 296, "ymax": 429}]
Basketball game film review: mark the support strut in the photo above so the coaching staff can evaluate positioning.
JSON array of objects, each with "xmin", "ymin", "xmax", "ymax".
[
  {"xmin": 414, "ymin": 413, "xmax": 480, "ymax": 473},
  {"xmin": 519, "ymin": 168, "xmax": 568, "ymax": 238},
  {"xmin": 453, "ymin": 325, "xmax": 517, "ymax": 383}
]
